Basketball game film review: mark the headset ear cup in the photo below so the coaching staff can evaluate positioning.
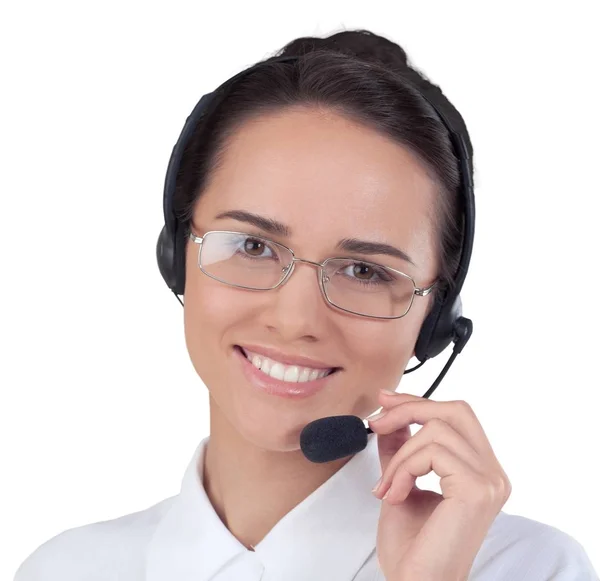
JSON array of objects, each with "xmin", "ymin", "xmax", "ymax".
[
  {"xmin": 156, "ymin": 224, "xmax": 178, "ymax": 293},
  {"xmin": 174, "ymin": 223, "xmax": 187, "ymax": 296},
  {"xmin": 414, "ymin": 293, "xmax": 463, "ymax": 362}
]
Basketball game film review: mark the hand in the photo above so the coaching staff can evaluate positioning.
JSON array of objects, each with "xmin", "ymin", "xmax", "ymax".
[{"xmin": 368, "ymin": 390, "xmax": 512, "ymax": 581}]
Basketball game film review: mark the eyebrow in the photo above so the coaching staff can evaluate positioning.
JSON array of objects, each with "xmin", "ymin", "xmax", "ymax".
[{"xmin": 214, "ymin": 209, "xmax": 416, "ymax": 267}]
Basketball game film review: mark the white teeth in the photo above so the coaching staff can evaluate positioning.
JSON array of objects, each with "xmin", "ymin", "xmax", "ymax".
[
  {"xmin": 243, "ymin": 349, "xmax": 334, "ymax": 383},
  {"xmin": 269, "ymin": 362, "xmax": 285, "ymax": 381},
  {"xmin": 261, "ymin": 358, "xmax": 272, "ymax": 375},
  {"xmin": 283, "ymin": 366, "xmax": 300, "ymax": 382}
]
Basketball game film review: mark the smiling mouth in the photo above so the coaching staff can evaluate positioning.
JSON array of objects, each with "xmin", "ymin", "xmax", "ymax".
[{"xmin": 235, "ymin": 346, "xmax": 341, "ymax": 383}]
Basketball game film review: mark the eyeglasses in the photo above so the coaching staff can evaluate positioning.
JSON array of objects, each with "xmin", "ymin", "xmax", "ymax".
[{"xmin": 188, "ymin": 230, "xmax": 437, "ymax": 320}]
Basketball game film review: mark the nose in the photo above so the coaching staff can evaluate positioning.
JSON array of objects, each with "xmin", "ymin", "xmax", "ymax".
[{"xmin": 261, "ymin": 259, "xmax": 329, "ymax": 342}]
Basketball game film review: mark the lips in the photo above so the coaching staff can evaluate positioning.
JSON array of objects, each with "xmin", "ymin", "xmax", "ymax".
[{"xmin": 234, "ymin": 345, "xmax": 340, "ymax": 399}]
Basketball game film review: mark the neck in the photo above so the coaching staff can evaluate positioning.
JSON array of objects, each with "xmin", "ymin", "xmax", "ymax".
[{"xmin": 202, "ymin": 396, "xmax": 352, "ymax": 550}]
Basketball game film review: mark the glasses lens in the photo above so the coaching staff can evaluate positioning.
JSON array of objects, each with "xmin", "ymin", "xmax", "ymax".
[
  {"xmin": 199, "ymin": 232, "xmax": 292, "ymax": 289},
  {"xmin": 322, "ymin": 259, "xmax": 415, "ymax": 318}
]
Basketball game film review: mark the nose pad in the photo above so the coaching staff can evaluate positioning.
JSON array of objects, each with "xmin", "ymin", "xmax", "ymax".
[
  {"xmin": 281, "ymin": 259, "xmax": 326, "ymax": 290},
  {"xmin": 280, "ymin": 263, "xmax": 294, "ymax": 284},
  {"xmin": 277, "ymin": 258, "xmax": 330, "ymax": 299}
]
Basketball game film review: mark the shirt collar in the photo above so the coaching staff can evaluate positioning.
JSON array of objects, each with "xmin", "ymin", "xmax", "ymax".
[{"xmin": 146, "ymin": 432, "xmax": 381, "ymax": 581}]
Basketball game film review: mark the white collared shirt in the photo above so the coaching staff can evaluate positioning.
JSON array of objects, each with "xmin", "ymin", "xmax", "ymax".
[{"xmin": 15, "ymin": 433, "xmax": 598, "ymax": 580}]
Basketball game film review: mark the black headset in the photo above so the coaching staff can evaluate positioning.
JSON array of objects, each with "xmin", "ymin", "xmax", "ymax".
[{"xmin": 156, "ymin": 55, "xmax": 474, "ymax": 399}]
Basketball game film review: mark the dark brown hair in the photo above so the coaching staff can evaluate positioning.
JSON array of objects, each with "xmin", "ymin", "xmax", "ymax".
[{"xmin": 173, "ymin": 29, "xmax": 473, "ymax": 305}]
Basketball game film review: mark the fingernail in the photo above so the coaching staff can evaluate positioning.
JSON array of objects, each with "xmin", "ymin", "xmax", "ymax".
[
  {"xmin": 381, "ymin": 389, "xmax": 398, "ymax": 396},
  {"xmin": 368, "ymin": 409, "xmax": 388, "ymax": 422},
  {"xmin": 372, "ymin": 477, "xmax": 382, "ymax": 493},
  {"xmin": 383, "ymin": 490, "xmax": 390, "ymax": 500}
]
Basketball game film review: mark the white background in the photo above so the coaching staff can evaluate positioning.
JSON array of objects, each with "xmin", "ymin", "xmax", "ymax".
[{"xmin": 2, "ymin": 1, "xmax": 599, "ymax": 578}]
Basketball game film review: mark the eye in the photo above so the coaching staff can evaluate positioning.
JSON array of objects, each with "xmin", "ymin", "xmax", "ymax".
[
  {"xmin": 340, "ymin": 261, "xmax": 393, "ymax": 284},
  {"xmin": 233, "ymin": 235, "xmax": 282, "ymax": 262},
  {"xmin": 243, "ymin": 237, "xmax": 273, "ymax": 257},
  {"xmin": 348, "ymin": 263, "xmax": 375, "ymax": 280}
]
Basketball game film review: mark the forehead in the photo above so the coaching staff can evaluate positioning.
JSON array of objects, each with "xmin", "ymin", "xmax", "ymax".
[{"xmin": 194, "ymin": 107, "xmax": 438, "ymax": 271}]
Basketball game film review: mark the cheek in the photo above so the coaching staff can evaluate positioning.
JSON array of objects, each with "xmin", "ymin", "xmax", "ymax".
[
  {"xmin": 343, "ymin": 310, "xmax": 425, "ymax": 386},
  {"xmin": 184, "ymin": 274, "xmax": 248, "ymax": 346},
  {"xmin": 183, "ymin": 250, "xmax": 252, "ymax": 382},
  {"xmin": 184, "ymin": 242, "xmax": 243, "ymax": 331},
  {"xmin": 351, "ymin": 312, "xmax": 422, "ymax": 355}
]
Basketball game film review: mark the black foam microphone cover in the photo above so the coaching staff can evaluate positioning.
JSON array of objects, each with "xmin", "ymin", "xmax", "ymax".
[{"xmin": 300, "ymin": 415, "xmax": 372, "ymax": 463}]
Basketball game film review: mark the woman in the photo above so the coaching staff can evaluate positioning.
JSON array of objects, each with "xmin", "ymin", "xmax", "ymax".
[{"xmin": 15, "ymin": 29, "xmax": 598, "ymax": 581}]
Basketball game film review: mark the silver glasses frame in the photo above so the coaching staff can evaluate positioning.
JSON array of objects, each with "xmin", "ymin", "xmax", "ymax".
[{"xmin": 189, "ymin": 230, "xmax": 437, "ymax": 320}]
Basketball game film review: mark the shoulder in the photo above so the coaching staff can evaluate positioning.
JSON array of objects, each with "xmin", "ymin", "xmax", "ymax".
[
  {"xmin": 13, "ymin": 495, "xmax": 177, "ymax": 581},
  {"xmin": 471, "ymin": 511, "xmax": 598, "ymax": 580}
]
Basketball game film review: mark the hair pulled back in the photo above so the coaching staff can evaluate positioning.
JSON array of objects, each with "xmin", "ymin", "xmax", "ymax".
[{"xmin": 173, "ymin": 29, "xmax": 473, "ymax": 305}]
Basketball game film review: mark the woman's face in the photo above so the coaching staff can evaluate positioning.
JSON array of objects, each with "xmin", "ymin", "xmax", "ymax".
[{"xmin": 183, "ymin": 106, "xmax": 439, "ymax": 451}]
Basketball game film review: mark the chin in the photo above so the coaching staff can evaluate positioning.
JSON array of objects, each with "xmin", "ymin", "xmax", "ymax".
[
  {"xmin": 233, "ymin": 390, "xmax": 334, "ymax": 453},
  {"xmin": 235, "ymin": 416, "xmax": 308, "ymax": 452}
]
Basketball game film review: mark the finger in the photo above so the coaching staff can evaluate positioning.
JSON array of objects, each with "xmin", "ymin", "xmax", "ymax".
[
  {"xmin": 378, "ymin": 390, "xmax": 423, "ymax": 403},
  {"xmin": 373, "ymin": 418, "xmax": 485, "ymax": 499},
  {"xmin": 383, "ymin": 442, "xmax": 489, "ymax": 506},
  {"xmin": 376, "ymin": 424, "xmax": 412, "ymax": 476},
  {"xmin": 369, "ymin": 395, "xmax": 495, "ymax": 459}
]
